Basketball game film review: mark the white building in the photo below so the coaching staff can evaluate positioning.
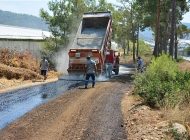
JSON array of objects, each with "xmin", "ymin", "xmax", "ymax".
[{"xmin": 0, "ymin": 24, "xmax": 51, "ymax": 58}]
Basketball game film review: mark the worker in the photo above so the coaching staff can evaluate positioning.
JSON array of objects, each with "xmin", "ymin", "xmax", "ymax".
[
  {"xmin": 40, "ymin": 57, "xmax": 49, "ymax": 81},
  {"xmin": 137, "ymin": 56, "xmax": 144, "ymax": 73},
  {"xmin": 105, "ymin": 50, "xmax": 114, "ymax": 78},
  {"xmin": 84, "ymin": 56, "xmax": 97, "ymax": 89},
  {"xmin": 116, "ymin": 55, "xmax": 120, "ymax": 64}
]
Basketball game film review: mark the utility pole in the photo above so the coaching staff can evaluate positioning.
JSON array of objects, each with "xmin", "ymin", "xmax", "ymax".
[{"xmin": 169, "ymin": 0, "xmax": 176, "ymax": 59}]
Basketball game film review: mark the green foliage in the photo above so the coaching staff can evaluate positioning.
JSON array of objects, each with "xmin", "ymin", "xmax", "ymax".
[
  {"xmin": 171, "ymin": 127, "xmax": 189, "ymax": 140},
  {"xmin": 146, "ymin": 55, "xmax": 178, "ymax": 81},
  {"xmin": 184, "ymin": 46, "xmax": 190, "ymax": 55},
  {"xmin": 176, "ymin": 56, "xmax": 185, "ymax": 62},
  {"xmin": 40, "ymin": 37, "xmax": 64, "ymax": 69},
  {"xmin": 138, "ymin": 40, "xmax": 152, "ymax": 55},
  {"xmin": 131, "ymin": 0, "xmax": 189, "ymax": 57},
  {"xmin": 40, "ymin": 0, "xmax": 75, "ymax": 44},
  {"xmin": 134, "ymin": 54, "xmax": 190, "ymax": 108},
  {"xmin": 40, "ymin": 0, "xmax": 87, "ymax": 65}
]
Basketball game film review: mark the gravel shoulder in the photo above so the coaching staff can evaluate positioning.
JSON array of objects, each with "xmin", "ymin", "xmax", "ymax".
[{"xmin": 122, "ymin": 94, "xmax": 169, "ymax": 140}]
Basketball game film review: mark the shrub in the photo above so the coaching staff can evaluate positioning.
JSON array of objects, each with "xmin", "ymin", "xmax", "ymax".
[
  {"xmin": 184, "ymin": 46, "xmax": 190, "ymax": 56},
  {"xmin": 134, "ymin": 54, "xmax": 190, "ymax": 108}
]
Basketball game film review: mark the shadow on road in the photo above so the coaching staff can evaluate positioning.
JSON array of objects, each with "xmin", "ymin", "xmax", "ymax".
[{"xmin": 111, "ymin": 74, "xmax": 134, "ymax": 83}]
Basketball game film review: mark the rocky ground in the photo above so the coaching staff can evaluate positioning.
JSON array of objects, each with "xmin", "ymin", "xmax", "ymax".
[{"xmin": 122, "ymin": 95, "xmax": 170, "ymax": 140}]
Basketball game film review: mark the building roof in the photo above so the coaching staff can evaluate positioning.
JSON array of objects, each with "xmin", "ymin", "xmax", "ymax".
[{"xmin": 0, "ymin": 24, "xmax": 51, "ymax": 40}]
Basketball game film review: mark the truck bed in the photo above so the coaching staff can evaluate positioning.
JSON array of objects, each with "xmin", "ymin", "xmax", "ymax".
[
  {"xmin": 74, "ymin": 27, "xmax": 106, "ymax": 49},
  {"xmin": 72, "ymin": 14, "xmax": 110, "ymax": 50}
]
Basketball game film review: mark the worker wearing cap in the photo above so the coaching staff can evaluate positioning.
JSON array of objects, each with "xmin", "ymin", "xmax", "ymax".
[{"xmin": 84, "ymin": 56, "xmax": 97, "ymax": 89}]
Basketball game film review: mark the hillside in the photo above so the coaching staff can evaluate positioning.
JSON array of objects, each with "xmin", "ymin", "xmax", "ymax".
[
  {"xmin": 0, "ymin": 10, "xmax": 48, "ymax": 30},
  {"xmin": 183, "ymin": 22, "xmax": 190, "ymax": 28}
]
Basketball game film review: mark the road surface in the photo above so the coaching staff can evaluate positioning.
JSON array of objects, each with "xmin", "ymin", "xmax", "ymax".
[{"xmin": 0, "ymin": 74, "xmax": 133, "ymax": 140}]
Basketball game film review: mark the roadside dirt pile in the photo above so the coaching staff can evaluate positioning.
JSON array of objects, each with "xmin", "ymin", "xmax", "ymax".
[{"xmin": 0, "ymin": 49, "xmax": 42, "ymax": 80}]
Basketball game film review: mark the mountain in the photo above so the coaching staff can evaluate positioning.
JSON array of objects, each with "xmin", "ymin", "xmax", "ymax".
[
  {"xmin": 183, "ymin": 22, "xmax": 190, "ymax": 28},
  {"xmin": 0, "ymin": 10, "xmax": 48, "ymax": 30}
]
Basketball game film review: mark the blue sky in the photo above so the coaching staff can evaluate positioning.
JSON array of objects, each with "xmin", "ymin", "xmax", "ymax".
[{"xmin": 0, "ymin": 0, "xmax": 189, "ymax": 23}]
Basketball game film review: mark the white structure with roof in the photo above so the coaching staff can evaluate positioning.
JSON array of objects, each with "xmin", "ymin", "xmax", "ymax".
[{"xmin": 0, "ymin": 24, "xmax": 51, "ymax": 58}]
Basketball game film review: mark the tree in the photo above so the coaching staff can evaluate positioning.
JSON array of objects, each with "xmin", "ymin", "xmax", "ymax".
[
  {"xmin": 84, "ymin": 0, "xmax": 97, "ymax": 12},
  {"xmin": 153, "ymin": 0, "xmax": 161, "ymax": 57},
  {"xmin": 169, "ymin": 0, "xmax": 176, "ymax": 59},
  {"xmin": 40, "ymin": 0, "xmax": 75, "ymax": 48},
  {"xmin": 134, "ymin": 0, "xmax": 189, "ymax": 57}
]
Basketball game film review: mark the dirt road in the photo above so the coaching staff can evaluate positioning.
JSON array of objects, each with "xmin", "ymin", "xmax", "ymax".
[{"xmin": 0, "ymin": 75, "xmax": 132, "ymax": 140}]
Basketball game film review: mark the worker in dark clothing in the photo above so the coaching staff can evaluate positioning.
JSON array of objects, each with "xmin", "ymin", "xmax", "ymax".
[
  {"xmin": 137, "ymin": 56, "xmax": 144, "ymax": 73},
  {"xmin": 116, "ymin": 55, "xmax": 120, "ymax": 64},
  {"xmin": 40, "ymin": 57, "xmax": 49, "ymax": 81},
  {"xmin": 84, "ymin": 56, "xmax": 97, "ymax": 89}
]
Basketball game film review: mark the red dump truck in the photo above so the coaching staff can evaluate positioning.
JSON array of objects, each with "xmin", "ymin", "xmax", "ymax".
[{"xmin": 67, "ymin": 12, "xmax": 119, "ymax": 75}]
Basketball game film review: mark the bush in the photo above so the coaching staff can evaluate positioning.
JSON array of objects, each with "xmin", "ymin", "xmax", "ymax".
[
  {"xmin": 184, "ymin": 46, "xmax": 190, "ymax": 56},
  {"xmin": 134, "ymin": 54, "xmax": 190, "ymax": 108}
]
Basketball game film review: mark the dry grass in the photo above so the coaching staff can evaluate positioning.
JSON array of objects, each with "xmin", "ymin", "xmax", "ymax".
[
  {"xmin": 0, "ymin": 48, "xmax": 59, "ymax": 82},
  {"xmin": 0, "ymin": 48, "xmax": 39, "ymax": 72},
  {"xmin": 163, "ymin": 105, "xmax": 190, "ymax": 135},
  {"xmin": 0, "ymin": 48, "xmax": 42, "ymax": 80},
  {"xmin": 47, "ymin": 71, "xmax": 60, "ymax": 79},
  {"xmin": 0, "ymin": 63, "xmax": 42, "ymax": 80},
  {"xmin": 121, "ymin": 54, "xmax": 152, "ymax": 66},
  {"xmin": 178, "ymin": 60, "xmax": 190, "ymax": 72}
]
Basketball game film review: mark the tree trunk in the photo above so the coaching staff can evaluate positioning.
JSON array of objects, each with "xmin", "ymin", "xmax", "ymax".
[
  {"xmin": 133, "ymin": 41, "xmax": 136, "ymax": 63},
  {"xmin": 169, "ymin": 0, "xmax": 176, "ymax": 59},
  {"xmin": 127, "ymin": 40, "xmax": 130, "ymax": 55},
  {"xmin": 163, "ymin": 8, "xmax": 171, "ymax": 54},
  {"xmin": 174, "ymin": 28, "xmax": 178, "ymax": 60},
  {"xmin": 136, "ymin": 25, "xmax": 139, "ymax": 57},
  {"xmin": 159, "ymin": 31, "xmax": 163, "ymax": 54},
  {"xmin": 153, "ymin": 0, "xmax": 161, "ymax": 57},
  {"xmin": 54, "ymin": 36, "xmax": 58, "ymax": 51},
  {"xmin": 163, "ymin": 24, "xmax": 170, "ymax": 54},
  {"xmin": 130, "ymin": 4, "xmax": 136, "ymax": 62}
]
